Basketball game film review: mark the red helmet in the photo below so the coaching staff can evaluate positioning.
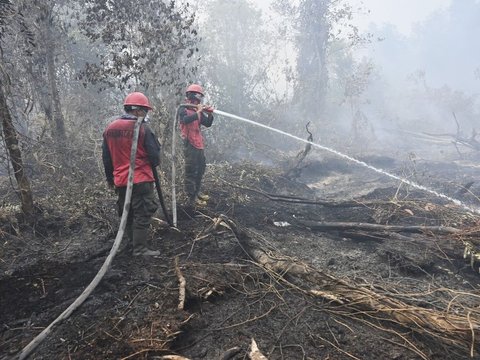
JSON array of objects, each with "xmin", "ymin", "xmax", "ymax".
[
  {"xmin": 186, "ymin": 84, "xmax": 204, "ymax": 95},
  {"xmin": 123, "ymin": 92, "xmax": 152, "ymax": 110}
]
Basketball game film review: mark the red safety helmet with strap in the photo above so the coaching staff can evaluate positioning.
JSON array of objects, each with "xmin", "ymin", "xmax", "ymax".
[
  {"xmin": 123, "ymin": 92, "xmax": 153, "ymax": 110},
  {"xmin": 186, "ymin": 84, "xmax": 204, "ymax": 95}
]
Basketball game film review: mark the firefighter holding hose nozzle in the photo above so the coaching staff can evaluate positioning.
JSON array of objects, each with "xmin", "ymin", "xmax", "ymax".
[{"xmin": 178, "ymin": 84, "xmax": 214, "ymax": 207}]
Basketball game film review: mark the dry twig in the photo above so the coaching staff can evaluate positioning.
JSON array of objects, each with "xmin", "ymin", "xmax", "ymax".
[{"xmin": 175, "ymin": 256, "xmax": 186, "ymax": 310}]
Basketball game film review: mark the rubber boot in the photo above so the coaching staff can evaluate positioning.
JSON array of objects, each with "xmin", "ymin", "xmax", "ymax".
[
  {"xmin": 133, "ymin": 229, "xmax": 160, "ymax": 256},
  {"xmin": 197, "ymin": 192, "xmax": 210, "ymax": 201},
  {"xmin": 194, "ymin": 197, "xmax": 207, "ymax": 207}
]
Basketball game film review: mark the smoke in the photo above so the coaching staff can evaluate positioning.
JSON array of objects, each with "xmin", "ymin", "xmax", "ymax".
[
  {"xmin": 193, "ymin": 0, "xmax": 479, "ymax": 163},
  {"xmin": 352, "ymin": 0, "xmax": 480, "ymax": 158}
]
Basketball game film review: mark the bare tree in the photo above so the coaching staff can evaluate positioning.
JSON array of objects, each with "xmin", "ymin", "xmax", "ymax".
[
  {"xmin": 2, "ymin": 1, "xmax": 67, "ymax": 145},
  {"xmin": 0, "ymin": 0, "xmax": 35, "ymax": 220},
  {"xmin": 0, "ymin": 77, "xmax": 35, "ymax": 220},
  {"xmin": 295, "ymin": 0, "xmax": 330, "ymax": 114},
  {"xmin": 40, "ymin": 1, "xmax": 66, "ymax": 141}
]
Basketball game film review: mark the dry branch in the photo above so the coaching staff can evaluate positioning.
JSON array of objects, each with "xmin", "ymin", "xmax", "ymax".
[
  {"xmin": 296, "ymin": 220, "xmax": 461, "ymax": 235},
  {"xmin": 249, "ymin": 338, "xmax": 268, "ymax": 360},
  {"xmin": 220, "ymin": 179, "xmax": 364, "ymax": 207},
  {"xmin": 221, "ymin": 346, "xmax": 242, "ymax": 360},
  {"xmin": 284, "ymin": 122, "xmax": 313, "ymax": 179},
  {"xmin": 175, "ymin": 256, "xmax": 186, "ymax": 310},
  {"xmin": 215, "ymin": 215, "xmax": 480, "ymax": 355}
]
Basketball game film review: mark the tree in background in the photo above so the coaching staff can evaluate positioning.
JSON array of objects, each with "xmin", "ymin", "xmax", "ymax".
[
  {"xmin": 192, "ymin": 0, "xmax": 370, "ymax": 161},
  {"xmin": 358, "ymin": 0, "xmax": 480, "ymax": 157},
  {"xmin": 78, "ymin": 0, "xmax": 197, "ymax": 101},
  {"xmin": 342, "ymin": 59, "xmax": 374, "ymax": 147},
  {"xmin": 294, "ymin": 0, "xmax": 330, "ymax": 116},
  {"xmin": 0, "ymin": 0, "xmax": 84, "ymax": 186},
  {"xmin": 35, "ymin": 1, "xmax": 67, "ymax": 142},
  {"xmin": 0, "ymin": 0, "xmax": 200, "ymax": 220},
  {"xmin": 6, "ymin": 0, "xmax": 69, "ymax": 145},
  {"xmin": 266, "ymin": 0, "xmax": 373, "ymax": 155},
  {"xmin": 0, "ymin": 0, "xmax": 35, "ymax": 221},
  {"xmin": 77, "ymin": 0, "xmax": 199, "ymax": 152},
  {"xmin": 194, "ymin": 0, "xmax": 274, "ymax": 161}
]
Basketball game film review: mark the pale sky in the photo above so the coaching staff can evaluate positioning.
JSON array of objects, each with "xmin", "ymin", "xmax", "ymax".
[
  {"xmin": 253, "ymin": 0, "xmax": 453, "ymax": 36},
  {"xmin": 352, "ymin": 0, "xmax": 452, "ymax": 35}
]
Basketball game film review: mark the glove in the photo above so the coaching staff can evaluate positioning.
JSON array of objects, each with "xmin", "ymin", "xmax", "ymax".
[{"xmin": 203, "ymin": 106, "xmax": 214, "ymax": 113}]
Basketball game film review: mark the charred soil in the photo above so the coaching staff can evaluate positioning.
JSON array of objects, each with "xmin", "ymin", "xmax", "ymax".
[{"xmin": 1, "ymin": 157, "xmax": 480, "ymax": 359}]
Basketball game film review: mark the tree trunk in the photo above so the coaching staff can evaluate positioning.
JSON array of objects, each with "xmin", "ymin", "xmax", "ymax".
[
  {"xmin": 0, "ymin": 78, "xmax": 35, "ymax": 221},
  {"xmin": 43, "ymin": 2, "xmax": 66, "ymax": 142},
  {"xmin": 296, "ymin": 0, "xmax": 329, "ymax": 116}
]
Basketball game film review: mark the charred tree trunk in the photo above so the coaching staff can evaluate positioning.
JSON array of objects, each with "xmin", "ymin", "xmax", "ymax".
[
  {"xmin": 0, "ymin": 78, "xmax": 35, "ymax": 221},
  {"xmin": 295, "ymin": 0, "xmax": 329, "ymax": 117},
  {"xmin": 33, "ymin": 1, "xmax": 66, "ymax": 144},
  {"xmin": 45, "ymin": 25, "xmax": 66, "ymax": 142}
]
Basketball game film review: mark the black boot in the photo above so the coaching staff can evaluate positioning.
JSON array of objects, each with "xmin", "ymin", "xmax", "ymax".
[
  {"xmin": 133, "ymin": 229, "xmax": 160, "ymax": 256},
  {"xmin": 119, "ymin": 226, "xmax": 133, "ymax": 254}
]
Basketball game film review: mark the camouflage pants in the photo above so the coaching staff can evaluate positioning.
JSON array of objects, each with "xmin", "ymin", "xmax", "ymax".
[
  {"xmin": 184, "ymin": 141, "xmax": 206, "ymax": 200},
  {"xmin": 116, "ymin": 182, "xmax": 158, "ymax": 231}
]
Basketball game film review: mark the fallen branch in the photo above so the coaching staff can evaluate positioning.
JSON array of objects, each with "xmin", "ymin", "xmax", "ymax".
[
  {"xmin": 175, "ymin": 256, "xmax": 186, "ymax": 310},
  {"xmin": 249, "ymin": 338, "xmax": 268, "ymax": 360},
  {"xmin": 221, "ymin": 346, "xmax": 242, "ymax": 360},
  {"xmin": 220, "ymin": 179, "xmax": 367, "ymax": 207},
  {"xmin": 295, "ymin": 220, "xmax": 461, "ymax": 235}
]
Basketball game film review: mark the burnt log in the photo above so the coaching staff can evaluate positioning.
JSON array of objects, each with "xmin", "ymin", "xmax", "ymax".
[{"xmin": 295, "ymin": 220, "xmax": 461, "ymax": 235}]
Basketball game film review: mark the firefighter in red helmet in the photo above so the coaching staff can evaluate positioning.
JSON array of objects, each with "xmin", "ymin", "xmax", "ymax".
[
  {"xmin": 178, "ymin": 84, "xmax": 214, "ymax": 207},
  {"xmin": 102, "ymin": 92, "xmax": 161, "ymax": 256}
]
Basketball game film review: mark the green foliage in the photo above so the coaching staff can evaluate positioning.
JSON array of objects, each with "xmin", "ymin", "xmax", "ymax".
[{"xmin": 77, "ymin": 0, "xmax": 199, "ymax": 93}]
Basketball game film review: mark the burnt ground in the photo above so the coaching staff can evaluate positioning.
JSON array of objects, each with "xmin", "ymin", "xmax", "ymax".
[{"xmin": 2, "ymin": 155, "xmax": 480, "ymax": 360}]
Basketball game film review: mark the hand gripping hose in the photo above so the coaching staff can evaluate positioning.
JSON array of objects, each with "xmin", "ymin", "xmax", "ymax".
[{"xmin": 18, "ymin": 116, "xmax": 144, "ymax": 360}]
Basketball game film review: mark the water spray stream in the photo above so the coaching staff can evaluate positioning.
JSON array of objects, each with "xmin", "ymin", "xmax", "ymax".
[{"xmin": 213, "ymin": 109, "xmax": 480, "ymax": 215}]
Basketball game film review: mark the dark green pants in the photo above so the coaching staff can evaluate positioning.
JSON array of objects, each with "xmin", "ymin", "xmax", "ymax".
[
  {"xmin": 184, "ymin": 141, "xmax": 206, "ymax": 200},
  {"xmin": 116, "ymin": 182, "xmax": 158, "ymax": 231}
]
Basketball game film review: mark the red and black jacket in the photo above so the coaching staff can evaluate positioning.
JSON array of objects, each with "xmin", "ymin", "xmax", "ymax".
[
  {"xmin": 102, "ymin": 114, "xmax": 161, "ymax": 187},
  {"xmin": 178, "ymin": 101, "xmax": 213, "ymax": 149}
]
